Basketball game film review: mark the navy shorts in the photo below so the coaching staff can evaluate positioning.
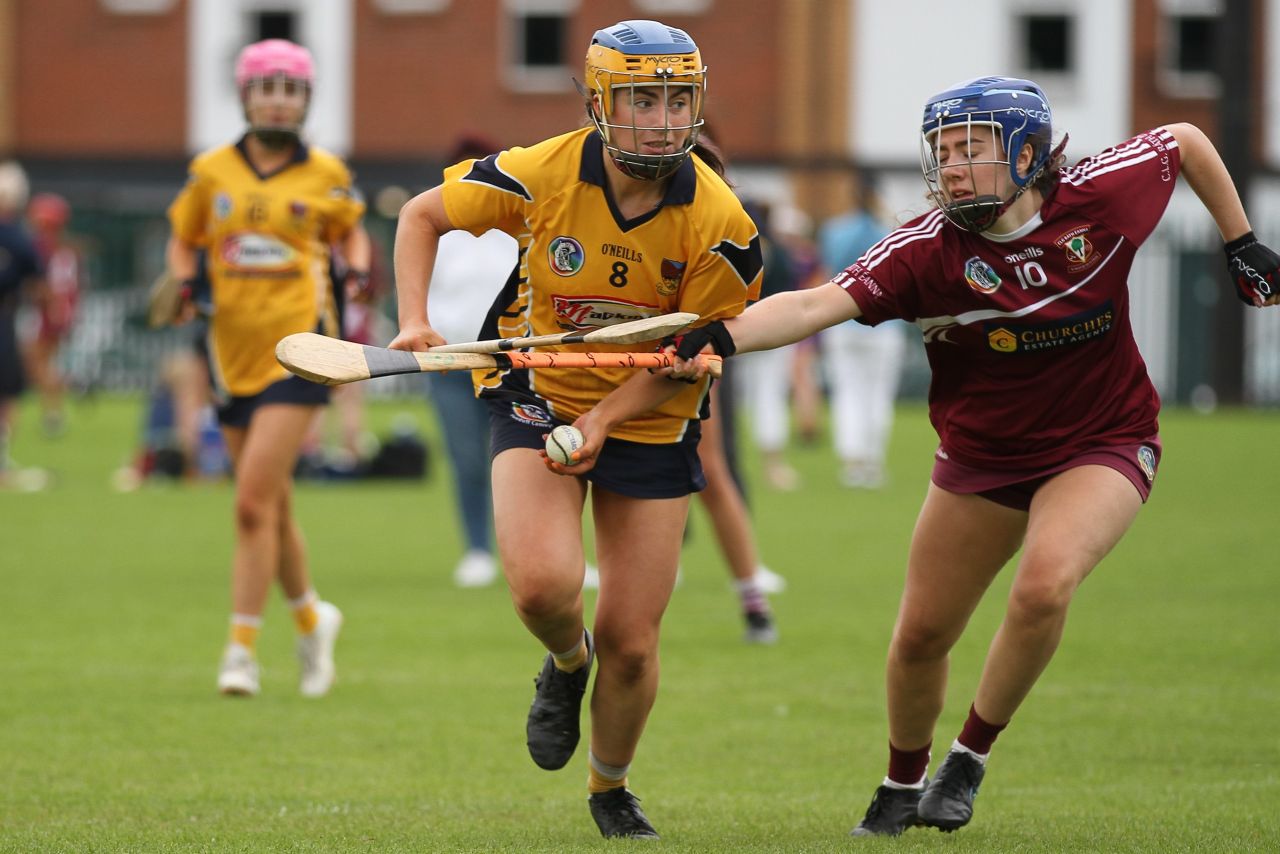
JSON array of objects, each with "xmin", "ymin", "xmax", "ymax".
[
  {"xmin": 216, "ymin": 374, "xmax": 330, "ymax": 428},
  {"xmin": 931, "ymin": 437, "xmax": 1162, "ymax": 512},
  {"xmin": 487, "ymin": 396, "xmax": 705, "ymax": 499}
]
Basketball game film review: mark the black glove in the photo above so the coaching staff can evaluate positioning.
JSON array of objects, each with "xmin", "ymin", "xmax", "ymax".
[
  {"xmin": 673, "ymin": 320, "xmax": 737, "ymax": 360},
  {"xmin": 1224, "ymin": 232, "xmax": 1279, "ymax": 307}
]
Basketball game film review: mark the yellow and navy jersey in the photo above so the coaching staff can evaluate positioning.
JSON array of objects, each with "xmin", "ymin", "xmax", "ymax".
[
  {"xmin": 168, "ymin": 137, "xmax": 365, "ymax": 397},
  {"xmin": 441, "ymin": 127, "xmax": 762, "ymax": 443}
]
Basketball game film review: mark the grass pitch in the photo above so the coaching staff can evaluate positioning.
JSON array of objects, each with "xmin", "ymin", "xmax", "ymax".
[{"xmin": 2, "ymin": 395, "xmax": 1277, "ymax": 852}]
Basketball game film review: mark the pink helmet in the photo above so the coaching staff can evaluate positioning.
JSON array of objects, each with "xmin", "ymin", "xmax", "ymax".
[
  {"xmin": 29, "ymin": 193, "xmax": 71, "ymax": 230},
  {"xmin": 234, "ymin": 39, "xmax": 314, "ymax": 90}
]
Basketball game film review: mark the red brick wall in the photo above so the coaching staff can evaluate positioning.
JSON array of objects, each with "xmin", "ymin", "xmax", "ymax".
[
  {"xmin": 16, "ymin": 0, "xmax": 187, "ymax": 156},
  {"xmin": 352, "ymin": 1, "xmax": 785, "ymax": 160},
  {"xmin": 9, "ymin": 0, "xmax": 787, "ymax": 161}
]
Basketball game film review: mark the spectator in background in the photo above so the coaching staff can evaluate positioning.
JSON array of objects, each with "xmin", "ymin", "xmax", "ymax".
[
  {"xmin": 423, "ymin": 133, "xmax": 518, "ymax": 588},
  {"xmin": 817, "ymin": 171, "xmax": 906, "ymax": 488},
  {"xmin": 24, "ymin": 192, "xmax": 83, "ymax": 437},
  {"xmin": 301, "ymin": 238, "xmax": 386, "ymax": 476},
  {"xmin": 163, "ymin": 39, "xmax": 371, "ymax": 698},
  {"xmin": 771, "ymin": 205, "xmax": 826, "ymax": 444},
  {"xmin": 736, "ymin": 201, "xmax": 808, "ymax": 490},
  {"xmin": 0, "ymin": 161, "xmax": 45, "ymax": 490}
]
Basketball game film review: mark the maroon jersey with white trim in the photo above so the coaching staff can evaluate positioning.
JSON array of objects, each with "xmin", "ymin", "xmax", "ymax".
[{"xmin": 837, "ymin": 128, "xmax": 1181, "ymax": 470}]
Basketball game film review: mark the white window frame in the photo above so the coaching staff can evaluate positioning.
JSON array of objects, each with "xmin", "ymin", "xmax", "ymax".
[
  {"xmin": 100, "ymin": 0, "xmax": 176, "ymax": 13},
  {"xmin": 1157, "ymin": 0, "xmax": 1223, "ymax": 99},
  {"xmin": 502, "ymin": 0, "xmax": 580, "ymax": 94},
  {"xmin": 373, "ymin": 0, "xmax": 450, "ymax": 13},
  {"xmin": 1007, "ymin": 1, "xmax": 1080, "ymax": 98},
  {"xmin": 631, "ymin": 0, "xmax": 713, "ymax": 13}
]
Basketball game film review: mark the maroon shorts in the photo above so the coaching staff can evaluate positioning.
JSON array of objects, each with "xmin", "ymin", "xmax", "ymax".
[{"xmin": 931, "ymin": 438, "xmax": 1162, "ymax": 512}]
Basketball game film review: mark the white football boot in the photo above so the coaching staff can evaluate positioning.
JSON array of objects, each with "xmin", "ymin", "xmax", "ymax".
[
  {"xmin": 217, "ymin": 643, "xmax": 260, "ymax": 697},
  {"xmin": 297, "ymin": 601, "xmax": 343, "ymax": 698}
]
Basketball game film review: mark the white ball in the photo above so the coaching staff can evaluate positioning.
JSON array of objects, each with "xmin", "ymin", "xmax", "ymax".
[{"xmin": 545, "ymin": 424, "xmax": 584, "ymax": 466}]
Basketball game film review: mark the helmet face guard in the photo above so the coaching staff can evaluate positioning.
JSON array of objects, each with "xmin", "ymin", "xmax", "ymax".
[
  {"xmin": 920, "ymin": 77, "xmax": 1055, "ymax": 232},
  {"xmin": 235, "ymin": 39, "xmax": 315, "ymax": 147},
  {"xmin": 583, "ymin": 20, "xmax": 706, "ymax": 181}
]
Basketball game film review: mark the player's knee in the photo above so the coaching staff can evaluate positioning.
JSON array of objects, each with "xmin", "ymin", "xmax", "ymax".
[
  {"xmin": 233, "ymin": 495, "xmax": 276, "ymax": 535},
  {"xmin": 1008, "ymin": 568, "xmax": 1078, "ymax": 625},
  {"xmin": 890, "ymin": 620, "xmax": 953, "ymax": 664},
  {"xmin": 507, "ymin": 569, "xmax": 578, "ymax": 620},
  {"xmin": 594, "ymin": 628, "xmax": 657, "ymax": 685}
]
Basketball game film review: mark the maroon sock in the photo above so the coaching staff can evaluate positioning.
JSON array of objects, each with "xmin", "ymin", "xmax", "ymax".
[
  {"xmin": 957, "ymin": 704, "xmax": 1008, "ymax": 756},
  {"xmin": 887, "ymin": 740, "xmax": 931, "ymax": 786}
]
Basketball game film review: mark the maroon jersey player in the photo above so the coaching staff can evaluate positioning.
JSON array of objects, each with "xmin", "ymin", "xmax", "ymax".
[{"xmin": 671, "ymin": 76, "xmax": 1280, "ymax": 836}]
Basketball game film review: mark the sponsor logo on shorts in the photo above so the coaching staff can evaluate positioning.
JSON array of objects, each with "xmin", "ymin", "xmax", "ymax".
[
  {"xmin": 1137, "ymin": 445, "xmax": 1156, "ymax": 481},
  {"xmin": 984, "ymin": 301, "xmax": 1115, "ymax": 353},
  {"xmin": 550, "ymin": 295, "xmax": 658, "ymax": 330},
  {"xmin": 964, "ymin": 256, "xmax": 1002, "ymax": 294},
  {"xmin": 510, "ymin": 402, "xmax": 552, "ymax": 427},
  {"xmin": 1055, "ymin": 226, "xmax": 1099, "ymax": 273},
  {"xmin": 220, "ymin": 232, "xmax": 298, "ymax": 272},
  {"xmin": 548, "ymin": 236, "xmax": 585, "ymax": 276}
]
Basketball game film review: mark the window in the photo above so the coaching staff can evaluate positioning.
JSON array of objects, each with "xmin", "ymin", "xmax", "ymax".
[
  {"xmin": 253, "ymin": 10, "xmax": 297, "ymax": 42},
  {"xmin": 1019, "ymin": 14, "xmax": 1073, "ymax": 73},
  {"xmin": 1158, "ymin": 0, "xmax": 1222, "ymax": 97},
  {"xmin": 1170, "ymin": 14, "xmax": 1217, "ymax": 74},
  {"xmin": 504, "ymin": 0, "xmax": 579, "ymax": 93}
]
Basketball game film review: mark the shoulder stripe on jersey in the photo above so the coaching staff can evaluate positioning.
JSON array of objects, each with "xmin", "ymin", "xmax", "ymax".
[
  {"xmin": 710, "ymin": 235, "xmax": 763, "ymax": 287},
  {"xmin": 917, "ymin": 235, "xmax": 1126, "ymax": 342},
  {"xmin": 1062, "ymin": 132, "xmax": 1179, "ymax": 187},
  {"xmin": 460, "ymin": 154, "xmax": 532, "ymax": 201},
  {"xmin": 861, "ymin": 210, "xmax": 945, "ymax": 271}
]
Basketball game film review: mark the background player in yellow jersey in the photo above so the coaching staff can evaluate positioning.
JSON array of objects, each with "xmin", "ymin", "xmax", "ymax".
[
  {"xmin": 390, "ymin": 20, "xmax": 762, "ymax": 840},
  {"xmin": 164, "ymin": 39, "xmax": 371, "ymax": 698}
]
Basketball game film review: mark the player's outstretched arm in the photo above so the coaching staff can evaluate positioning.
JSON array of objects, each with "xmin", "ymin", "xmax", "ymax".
[{"xmin": 1166, "ymin": 122, "xmax": 1280, "ymax": 307}]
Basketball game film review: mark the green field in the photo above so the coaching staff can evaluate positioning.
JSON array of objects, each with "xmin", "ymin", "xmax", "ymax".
[{"xmin": 2, "ymin": 396, "xmax": 1278, "ymax": 852}]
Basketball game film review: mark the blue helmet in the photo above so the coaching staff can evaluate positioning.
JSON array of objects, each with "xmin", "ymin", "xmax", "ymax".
[
  {"xmin": 582, "ymin": 20, "xmax": 706, "ymax": 181},
  {"xmin": 919, "ymin": 76, "xmax": 1056, "ymax": 231}
]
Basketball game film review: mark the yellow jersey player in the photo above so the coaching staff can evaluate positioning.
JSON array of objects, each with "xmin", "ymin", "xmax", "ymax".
[
  {"xmin": 164, "ymin": 39, "xmax": 371, "ymax": 700},
  {"xmin": 390, "ymin": 19, "xmax": 761, "ymax": 840}
]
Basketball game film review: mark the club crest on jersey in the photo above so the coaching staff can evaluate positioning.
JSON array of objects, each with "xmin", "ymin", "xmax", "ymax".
[
  {"xmin": 548, "ymin": 236, "xmax": 585, "ymax": 277},
  {"xmin": 509, "ymin": 402, "xmax": 553, "ymax": 427},
  {"xmin": 658, "ymin": 258, "xmax": 686, "ymax": 295},
  {"xmin": 1055, "ymin": 226, "xmax": 1099, "ymax": 273},
  {"xmin": 964, "ymin": 256, "xmax": 1002, "ymax": 294},
  {"xmin": 551, "ymin": 295, "xmax": 657, "ymax": 330},
  {"xmin": 1136, "ymin": 446, "xmax": 1157, "ymax": 481},
  {"xmin": 213, "ymin": 193, "xmax": 233, "ymax": 221}
]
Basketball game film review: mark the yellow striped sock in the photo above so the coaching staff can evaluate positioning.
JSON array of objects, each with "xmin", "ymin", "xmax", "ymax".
[
  {"xmin": 230, "ymin": 622, "xmax": 260, "ymax": 651},
  {"xmin": 292, "ymin": 602, "xmax": 318, "ymax": 634},
  {"xmin": 290, "ymin": 590, "xmax": 319, "ymax": 634},
  {"xmin": 588, "ymin": 766, "xmax": 628, "ymax": 794},
  {"xmin": 552, "ymin": 635, "xmax": 588, "ymax": 672},
  {"xmin": 588, "ymin": 752, "xmax": 629, "ymax": 794}
]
